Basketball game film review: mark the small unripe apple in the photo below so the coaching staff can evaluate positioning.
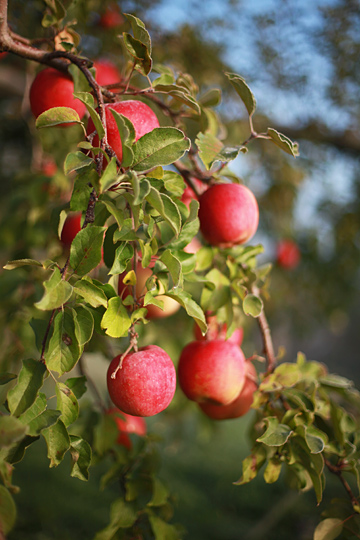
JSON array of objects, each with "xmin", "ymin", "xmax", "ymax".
[
  {"xmin": 198, "ymin": 183, "xmax": 259, "ymax": 248},
  {"xmin": 178, "ymin": 340, "xmax": 246, "ymax": 405},
  {"xmin": 86, "ymin": 101, "xmax": 160, "ymax": 162},
  {"xmin": 194, "ymin": 316, "xmax": 243, "ymax": 346},
  {"xmin": 107, "ymin": 345, "xmax": 176, "ymax": 417},
  {"xmin": 29, "ymin": 67, "xmax": 86, "ymax": 122},
  {"xmin": 106, "ymin": 407, "xmax": 146, "ymax": 449},
  {"xmin": 118, "ymin": 258, "xmax": 180, "ymax": 319},
  {"xmin": 60, "ymin": 212, "xmax": 82, "ymax": 247},
  {"xmin": 199, "ymin": 360, "xmax": 257, "ymax": 420},
  {"xmin": 93, "ymin": 59, "xmax": 122, "ymax": 87},
  {"xmin": 276, "ymin": 239, "xmax": 301, "ymax": 269}
]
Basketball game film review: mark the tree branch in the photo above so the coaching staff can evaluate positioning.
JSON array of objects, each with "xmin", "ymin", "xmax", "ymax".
[{"xmin": 252, "ymin": 285, "xmax": 276, "ymax": 374}]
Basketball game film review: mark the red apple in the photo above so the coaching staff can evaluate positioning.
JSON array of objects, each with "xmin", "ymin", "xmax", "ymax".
[
  {"xmin": 194, "ymin": 316, "xmax": 243, "ymax": 346},
  {"xmin": 199, "ymin": 360, "xmax": 257, "ymax": 420},
  {"xmin": 86, "ymin": 100, "xmax": 160, "ymax": 162},
  {"xmin": 107, "ymin": 345, "xmax": 176, "ymax": 417},
  {"xmin": 118, "ymin": 258, "xmax": 180, "ymax": 319},
  {"xmin": 29, "ymin": 67, "xmax": 86, "ymax": 122},
  {"xmin": 106, "ymin": 407, "xmax": 146, "ymax": 449},
  {"xmin": 60, "ymin": 212, "xmax": 82, "ymax": 247},
  {"xmin": 41, "ymin": 157, "xmax": 57, "ymax": 177},
  {"xmin": 0, "ymin": 52, "xmax": 7, "ymax": 60},
  {"xmin": 99, "ymin": 5, "xmax": 124, "ymax": 28},
  {"xmin": 93, "ymin": 59, "xmax": 122, "ymax": 87},
  {"xmin": 178, "ymin": 340, "xmax": 246, "ymax": 405},
  {"xmin": 184, "ymin": 236, "xmax": 202, "ymax": 254},
  {"xmin": 198, "ymin": 183, "xmax": 259, "ymax": 248},
  {"xmin": 276, "ymin": 239, "xmax": 301, "ymax": 270}
]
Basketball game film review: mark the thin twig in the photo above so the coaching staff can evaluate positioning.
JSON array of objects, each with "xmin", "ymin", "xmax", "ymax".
[
  {"xmin": 325, "ymin": 458, "xmax": 360, "ymax": 511},
  {"xmin": 252, "ymin": 285, "xmax": 276, "ymax": 374}
]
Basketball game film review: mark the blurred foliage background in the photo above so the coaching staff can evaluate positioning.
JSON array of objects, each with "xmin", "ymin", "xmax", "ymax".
[{"xmin": 1, "ymin": 0, "xmax": 359, "ymax": 538}]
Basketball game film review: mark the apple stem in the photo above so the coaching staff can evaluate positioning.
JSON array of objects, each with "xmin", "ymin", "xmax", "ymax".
[{"xmin": 111, "ymin": 328, "xmax": 139, "ymax": 379}]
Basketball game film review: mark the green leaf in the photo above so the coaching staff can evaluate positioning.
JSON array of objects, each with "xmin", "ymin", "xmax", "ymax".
[
  {"xmin": 199, "ymin": 88, "xmax": 222, "ymax": 107},
  {"xmin": 73, "ymin": 91, "xmax": 105, "ymax": 140},
  {"xmin": 166, "ymin": 289, "xmax": 206, "ymax": 332},
  {"xmin": 36, "ymin": 107, "xmax": 83, "ymax": 128},
  {"xmin": 0, "ymin": 373, "xmax": 17, "ymax": 385},
  {"xmin": 100, "ymin": 296, "xmax": 131, "ymax": 338},
  {"xmin": 257, "ymin": 417, "xmax": 293, "ymax": 447},
  {"xmin": 0, "ymin": 416, "xmax": 28, "ymax": 448},
  {"xmin": 234, "ymin": 444, "xmax": 267, "ymax": 485},
  {"xmin": 132, "ymin": 128, "xmax": 190, "ymax": 172},
  {"xmin": 65, "ymin": 376, "xmax": 87, "ymax": 400},
  {"xmin": 225, "ymin": 72, "xmax": 256, "ymax": 116},
  {"xmin": 0, "ymin": 485, "xmax": 16, "ymax": 534},
  {"xmin": 94, "ymin": 498, "xmax": 137, "ymax": 540},
  {"xmin": 124, "ymin": 13, "xmax": 151, "ymax": 52},
  {"xmin": 160, "ymin": 250, "xmax": 183, "ymax": 287},
  {"xmin": 267, "ymin": 128, "xmax": 299, "ymax": 157},
  {"xmin": 70, "ymin": 226, "xmax": 105, "ymax": 276},
  {"xmin": 64, "ymin": 151, "xmax": 94, "ymax": 175},
  {"xmin": 73, "ymin": 305, "xmax": 94, "ymax": 346},
  {"xmin": 109, "ymin": 110, "xmax": 136, "ymax": 168},
  {"xmin": 263, "ymin": 458, "xmax": 282, "ymax": 484},
  {"xmin": 260, "ymin": 363, "xmax": 301, "ymax": 391},
  {"xmin": 109, "ymin": 243, "xmax": 134, "ymax": 275},
  {"xmin": 149, "ymin": 514, "xmax": 181, "ymax": 540},
  {"xmin": 319, "ymin": 374, "xmax": 354, "ymax": 388},
  {"xmin": 243, "ymin": 293, "xmax": 263, "ymax": 317},
  {"xmin": 45, "ymin": 310, "xmax": 81, "ymax": 375},
  {"xmin": 123, "ymin": 33, "xmax": 152, "ymax": 76},
  {"xmin": 26, "ymin": 409, "xmax": 61, "ymax": 436},
  {"xmin": 99, "ymin": 157, "xmax": 119, "ymax": 192},
  {"xmin": 196, "ymin": 132, "xmax": 246, "ymax": 169},
  {"xmin": 69, "ymin": 435, "xmax": 92, "ymax": 481},
  {"xmin": 74, "ymin": 277, "xmax": 108, "ymax": 308},
  {"xmin": 42, "ymin": 419, "xmax": 70, "ymax": 468},
  {"xmin": 68, "ymin": 64, "xmax": 92, "ymax": 95},
  {"xmin": 56, "ymin": 382, "xmax": 79, "ymax": 427},
  {"xmin": 3, "ymin": 258, "xmax": 43, "ymax": 270},
  {"xmin": 93, "ymin": 414, "xmax": 119, "ymax": 456},
  {"xmin": 7, "ymin": 359, "xmax": 47, "ymax": 417},
  {"xmin": 154, "ymin": 84, "xmax": 201, "ymax": 113},
  {"xmin": 314, "ymin": 519, "xmax": 343, "ymax": 540},
  {"xmin": 70, "ymin": 170, "xmax": 96, "ymax": 212},
  {"xmin": 196, "ymin": 132, "xmax": 223, "ymax": 170},
  {"xmin": 18, "ymin": 392, "xmax": 46, "ymax": 425},
  {"xmin": 35, "ymin": 267, "xmax": 73, "ymax": 310},
  {"xmin": 146, "ymin": 187, "xmax": 181, "ymax": 236}
]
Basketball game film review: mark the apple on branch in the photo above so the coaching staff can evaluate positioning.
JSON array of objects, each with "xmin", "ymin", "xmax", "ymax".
[
  {"xmin": 199, "ymin": 359, "xmax": 257, "ymax": 420},
  {"xmin": 29, "ymin": 67, "xmax": 86, "ymax": 123},
  {"xmin": 106, "ymin": 407, "xmax": 146, "ymax": 449},
  {"xmin": 198, "ymin": 183, "xmax": 259, "ymax": 248},
  {"xmin": 178, "ymin": 340, "xmax": 246, "ymax": 405},
  {"xmin": 86, "ymin": 100, "xmax": 160, "ymax": 163},
  {"xmin": 107, "ymin": 345, "xmax": 176, "ymax": 417}
]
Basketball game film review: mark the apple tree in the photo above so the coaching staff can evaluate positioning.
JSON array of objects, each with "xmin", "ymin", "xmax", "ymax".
[{"xmin": 0, "ymin": 2, "xmax": 360, "ymax": 539}]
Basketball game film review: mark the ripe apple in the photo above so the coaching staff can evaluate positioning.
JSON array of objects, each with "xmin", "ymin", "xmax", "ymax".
[
  {"xmin": 60, "ymin": 212, "xmax": 82, "ymax": 247},
  {"xmin": 0, "ymin": 52, "xmax": 7, "ymax": 60},
  {"xmin": 199, "ymin": 360, "xmax": 257, "ymax": 420},
  {"xmin": 106, "ymin": 407, "xmax": 146, "ymax": 449},
  {"xmin": 181, "ymin": 178, "xmax": 206, "ymax": 208},
  {"xmin": 184, "ymin": 236, "xmax": 202, "ymax": 254},
  {"xmin": 118, "ymin": 259, "xmax": 180, "ymax": 319},
  {"xmin": 194, "ymin": 316, "xmax": 243, "ymax": 346},
  {"xmin": 41, "ymin": 157, "xmax": 57, "ymax": 177},
  {"xmin": 178, "ymin": 340, "xmax": 246, "ymax": 405},
  {"xmin": 93, "ymin": 59, "xmax": 122, "ymax": 87},
  {"xmin": 198, "ymin": 183, "xmax": 259, "ymax": 248},
  {"xmin": 29, "ymin": 67, "xmax": 86, "ymax": 122},
  {"xmin": 86, "ymin": 100, "xmax": 160, "ymax": 162},
  {"xmin": 107, "ymin": 345, "xmax": 176, "ymax": 417},
  {"xmin": 99, "ymin": 4, "xmax": 124, "ymax": 28},
  {"xmin": 276, "ymin": 239, "xmax": 301, "ymax": 269}
]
